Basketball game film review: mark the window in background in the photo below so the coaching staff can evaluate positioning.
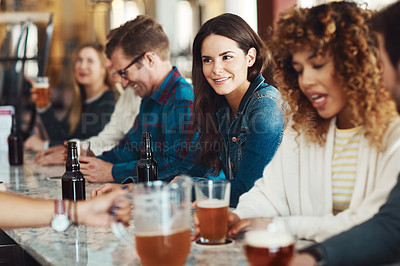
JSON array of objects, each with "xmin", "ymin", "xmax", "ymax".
[
  {"xmin": 175, "ymin": 0, "xmax": 193, "ymax": 79},
  {"xmin": 110, "ymin": 0, "xmax": 141, "ymax": 29},
  {"xmin": 225, "ymin": 0, "xmax": 257, "ymax": 33}
]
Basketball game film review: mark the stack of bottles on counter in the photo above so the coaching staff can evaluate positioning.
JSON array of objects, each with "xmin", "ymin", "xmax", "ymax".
[
  {"xmin": 62, "ymin": 141, "xmax": 86, "ymax": 201},
  {"xmin": 8, "ymin": 114, "xmax": 23, "ymax": 166},
  {"xmin": 137, "ymin": 132, "xmax": 158, "ymax": 182}
]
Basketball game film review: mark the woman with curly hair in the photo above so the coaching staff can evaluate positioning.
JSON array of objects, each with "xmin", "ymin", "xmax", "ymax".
[
  {"xmin": 223, "ymin": 2, "xmax": 400, "ymax": 242},
  {"xmin": 192, "ymin": 13, "xmax": 285, "ymax": 207},
  {"xmin": 25, "ymin": 42, "xmax": 116, "ymax": 150}
]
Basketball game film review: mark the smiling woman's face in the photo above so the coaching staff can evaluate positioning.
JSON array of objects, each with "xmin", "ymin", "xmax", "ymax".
[
  {"xmin": 292, "ymin": 49, "xmax": 353, "ymax": 128},
  {"xmin": 74, "ymin": 47, "xmax": 105, "ymax": 86},
  {"xmin": 200, "ymin": 34, "xmax": 255, "ymax": 98}
]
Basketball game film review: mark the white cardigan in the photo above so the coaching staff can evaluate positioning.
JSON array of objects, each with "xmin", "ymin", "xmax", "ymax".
[{"xmin": 235, "ymin": 117, "xmax": 400, "ymax": 242}]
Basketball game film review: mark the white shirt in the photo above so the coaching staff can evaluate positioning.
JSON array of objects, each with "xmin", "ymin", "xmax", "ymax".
[{"xmin": 84, "ymin": 87, "xmax": 141, "ymax": 155}]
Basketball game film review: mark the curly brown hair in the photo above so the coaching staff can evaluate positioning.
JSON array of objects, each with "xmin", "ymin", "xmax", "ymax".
[{"xmin": 270, "ymin": 2, "xmax": 397, "ymax": 149}]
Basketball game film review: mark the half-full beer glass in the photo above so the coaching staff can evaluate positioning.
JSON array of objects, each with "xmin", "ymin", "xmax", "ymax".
[
  {"xmin": 195, "ymin": 180, "xmax": 230, "ymax": 244},
  {"xmin": 112, "ymin": 176, "xmax": 193, "ymax": 266},
  {"xmin": 32, "ymin": 76, "xmax": 50, "ymax": 108},
  {"xmin": 76, "ymin": 140, "xmax": 91, "ymax": 156},
  {"xmin": 244, "ymin": 218, "xmax": 295, "ymax": 266}
]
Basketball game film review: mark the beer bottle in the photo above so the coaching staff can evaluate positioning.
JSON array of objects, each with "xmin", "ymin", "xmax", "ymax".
[
  {"xmin": 137, "ymin": 132, "xmax": 158, "ymax": 182},
  {"xmin": 8, "ymin": 114, "xmax": 23, "ymax": 165},
  {"xmin": 62, "ymin": 141, "xmax": 86, "ymax": 201}
]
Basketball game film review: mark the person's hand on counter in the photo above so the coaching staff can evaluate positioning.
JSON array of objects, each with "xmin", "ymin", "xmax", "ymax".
[
  {"xmin": 25, "ymin": 134, "xmax": 46, "ymax": 152},
  {"xmin": 79, "ymin": 156, "xmax": 114, "ymax": 183},
  {"xmin": 0, "ymin": 189, "xmax": 130, "ymax": 229},
  {"xmin": 288, "ymin": 254, "xmax": 317, "ymax": 266},
  {"xmin": 34, "ymin": 144, "xmax": 66, "ymax": 166},
  {"xmin": 91, "ymin": 183, "xmax": 133, "ymax": 198},
  {"xmin": 76, "ymin": 189, "xmax": 130, "ymax": 227}
]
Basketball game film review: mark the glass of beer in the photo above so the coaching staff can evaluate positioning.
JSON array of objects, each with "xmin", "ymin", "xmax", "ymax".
[
  {"xmin": 112, "ymin": 176, "xmax": 193, "ymax": 266},
  {"xmin": 244, "ymin": 218, "xmax": 295, "ymax": 266},
  {"xmin": 32, "ymin": 76, "xmax": 50, "ymax": 108},
  {"xmin": 76, "ymin": 140, "xmax": 91, "ymax": 156},
  {"xmin": 194, "ymin": 180, "xmax": 230, "ymax": 244}
]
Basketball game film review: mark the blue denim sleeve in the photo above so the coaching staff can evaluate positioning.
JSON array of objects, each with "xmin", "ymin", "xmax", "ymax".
[{"xmin": 230, "ymin": 94, "xmax": 285, "ymax": 207}]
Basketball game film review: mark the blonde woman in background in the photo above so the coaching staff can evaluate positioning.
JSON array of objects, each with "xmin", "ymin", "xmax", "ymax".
[{"xmin": 25, "ymin": 42, "xmax": 116, "ymax": 151}]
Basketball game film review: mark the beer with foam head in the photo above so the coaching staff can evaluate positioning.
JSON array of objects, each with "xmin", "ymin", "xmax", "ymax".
[
  {"xmin": 244, "ymin": 230, "xmax": 295, "ymax": 266},
  {"xmin": 195, "ymin": 180, "xmax": 231, "ymax": 245},
  {"xmin": 197, "ymin": 199, "xmax": 229, "ymax": 244},
  {"xmin": 33, "ymin": 76, "xmax": 50, "ymax": 108},
  {"xmin": 135, "ymin": 228, "xmax": 191, "ymax": 266}
]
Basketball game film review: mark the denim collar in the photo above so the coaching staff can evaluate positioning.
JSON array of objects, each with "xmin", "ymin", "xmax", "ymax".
[{"xmin": 216, "ymin": 74, "xmax": 264, "ymax": 118}]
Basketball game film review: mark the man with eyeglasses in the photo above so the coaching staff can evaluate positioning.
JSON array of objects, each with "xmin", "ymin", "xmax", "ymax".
[{"xmin": 78, "ymin": 15, "xmax": 206, "ymax": 184}]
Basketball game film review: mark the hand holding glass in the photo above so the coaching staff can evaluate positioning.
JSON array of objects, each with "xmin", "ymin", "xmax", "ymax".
[
  {"xmin": 76, "ymin": 141, "xmax": 92, "ymax": 156},
  {"xmin": 195, "ymin": 180, "xmax": 230, "ymax": 244},
  {"xmin": 31, "ymin": 77, "xmax": 50, "ymax": 108},
  {"xmin": 112, "ymin": 177, "xmax": 193, "ymax": 266}
]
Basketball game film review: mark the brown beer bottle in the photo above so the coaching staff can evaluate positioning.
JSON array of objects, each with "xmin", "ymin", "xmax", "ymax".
[
  {"xmin": 62, "ymin": 141, "xmax": 86, "ymax": 201},
  {"xmin": 137, "ymin": 132, "xmax": 158, "ymax": 182},
  {"xmin": 8, "ymin": 114, "xmax": 23, "ymax": 165}
]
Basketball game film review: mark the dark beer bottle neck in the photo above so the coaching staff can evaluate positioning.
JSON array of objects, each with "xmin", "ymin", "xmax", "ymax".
[
  {"xmin": 11, "ymin": 114, "xmax": 18, "ymax": 134},
  {"xmin": 140, "ymin": 133, "xmax": 153, "ymax": 159},
  {"xmin": 66, "ymin": 143, "xmax": 80, "ymax": 171}
]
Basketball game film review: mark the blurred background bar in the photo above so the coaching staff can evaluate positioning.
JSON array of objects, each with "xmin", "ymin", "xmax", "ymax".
[{"xmin": 0, "ymin": 0, "xmax": 396, "ymax": 137}]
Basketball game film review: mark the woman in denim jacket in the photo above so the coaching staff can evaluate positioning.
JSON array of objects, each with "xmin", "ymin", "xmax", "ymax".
[{"xmin": 192, "ymin": 13, "xmax": 285, "ymax": 207}]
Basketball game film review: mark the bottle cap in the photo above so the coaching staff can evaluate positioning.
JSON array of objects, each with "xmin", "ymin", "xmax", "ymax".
[{"xmin": 67, "ymin": 141, "xmax": 77, "ymax": 148}]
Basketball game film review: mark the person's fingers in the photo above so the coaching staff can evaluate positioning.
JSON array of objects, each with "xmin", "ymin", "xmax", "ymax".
[
  {"xmin": 90, "ymin": 186, "xmax": 101, "ymax": 198},
  {"xmin": 228, "ymin": 218, "xmax": 251, "ymax": 235},
  {"xmin": 193, "ymin": 211, "xmax": 199, "ymax": 226},
  {"xmin": 288, "ymin": 254, "xmax": 317, "ymax": 266},
  {"xmin": 92, "ymin": 184, "xmax": 115, "ymax": 196},
  {"xmin": 79, "ymin": 164, "xmax": 88, "ymax": 172},
  {"xmin": 80, "ymin": 189, "xmax": 128, "ymax": 227},
  {"xmin": 191, "ymin": 211, "xmax": 200, "ymax": 241},
  {"xmin": 36, "ymin": 154, "xmax": 52, "ymax": 166},
  {"xmin": 78, "ymin": 155, "xmax": 90, "ymax": 163},
  {"xmin": 104, "ymin": 190, "xmax": 130, "ymax": 225},
  {"xmin": 35, "ymin": 151, "xmax": 45, "ymax": 161},
  {"xmin": 85, "ymin": 175, "xmax": 97, "ymax": 183},
  {"xmin": 90, "ymin": 184, "xmax": 110, "ymax": 197},
  {"xmin": 228, "ymin": 212, "xmax": 239, "ymax": 223},
  {"xmin": 111, "ymin": 197, "xmax": 131, "ymax": 225}
]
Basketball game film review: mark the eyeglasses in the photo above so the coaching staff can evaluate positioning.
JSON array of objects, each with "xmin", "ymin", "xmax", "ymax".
[{"xmin": 116, "ymin": 52, "xmax": 146, "ymax": 79}]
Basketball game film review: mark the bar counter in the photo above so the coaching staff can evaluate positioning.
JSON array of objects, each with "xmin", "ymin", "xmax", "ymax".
[
  {"xmin": 0, "ymin": 151, "xmax": 254, "ymax": 265},
  {"xmin": 0, "ymin": 151, "xmax": 312, "ymax": 265}
]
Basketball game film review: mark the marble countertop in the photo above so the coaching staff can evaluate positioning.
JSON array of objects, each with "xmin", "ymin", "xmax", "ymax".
[{"xmin": 0, "ymin": 152, "xmax": 251, "ymax": 266}]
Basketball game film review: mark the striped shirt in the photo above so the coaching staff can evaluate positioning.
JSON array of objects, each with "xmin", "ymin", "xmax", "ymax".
[
  {"xmin": 332, "ymin": 126, "xmax": 363, "ymax": 215},
  {"xmin": 98, "ymin": 67, "xmax": 197, "ymax": 183}
]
